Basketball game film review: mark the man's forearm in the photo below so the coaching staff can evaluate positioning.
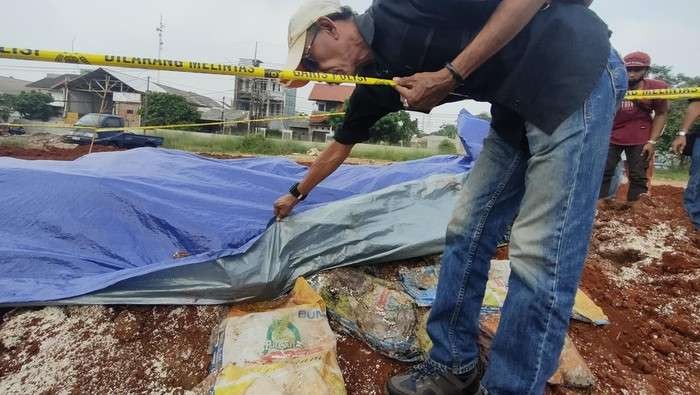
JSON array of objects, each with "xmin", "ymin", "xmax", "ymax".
[
  {"xmin": 681, "ymin": 101, "xmax": 700, "ymax": 132},
  {"xmin": 649, "ymin": 113, "xmax": 668, "ymax": 141},
  {"xmin": 450, "ymin": 0, "xmax": 547, "ymax": 79},
  {"xmin": 298, "ymin": 141, "xmax": 353, "ymax": 195}
]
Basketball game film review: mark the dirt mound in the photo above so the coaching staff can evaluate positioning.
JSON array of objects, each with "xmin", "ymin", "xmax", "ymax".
[
  {"xmin": 0, "ymin": 306, "xmax": 225, "ymax": 394},
  {"xmin": 0, "ymin": 145, "xmax": 120, "ymax": 161},
  {"xmin": 574, "ymin": 186, "xmax": 700, "ymax": 394}
]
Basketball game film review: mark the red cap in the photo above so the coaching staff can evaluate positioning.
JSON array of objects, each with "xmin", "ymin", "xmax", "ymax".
[{"xmin": 624, "ymin": 51, "xmax": 651, "ymax": 68}]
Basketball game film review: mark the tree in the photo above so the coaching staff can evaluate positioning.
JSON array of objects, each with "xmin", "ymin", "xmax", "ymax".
[
  {"xmin": 327, "ymin": 99, "xmax": 349, "ymax": 130},
  {"xmin": 368, "ymin": 110, "xmax": 419, "ymax": 145},
  {"xmin": 648, "ymin": 65, "xmax": 700, "ymax": 155},
  {"xmin": 475, "ymin": 112, "xmax": 492, "ymax": 122},
  {"xmin": 650, "ymin": 65, "xmax": 700, "ymax": 88},
  {"xmin": 139, "ymin": 92, "xmax": 200, "ymax": 127},
  {"xmin": 10, "ymin": 91, "xmax": 55, "ymax": 121},
  {"xmin": 435, "ymin": 124, "xmax": 457, "ymax": 138},
  {"xmin": 0, "ymin": 94, "xmax": 12, "ymax": 122},
  {"xmin": 438, "ymin": 139, "xmax": 457, "ymax": 154},
  {"xmin": 327, "ymin": 113, "xmax": 345, "ymax": 131}
]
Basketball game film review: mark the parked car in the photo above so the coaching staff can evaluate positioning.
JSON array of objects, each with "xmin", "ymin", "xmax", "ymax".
[
  {"xmin": 62, "ymin": 113, "xmax": 163, "ymax": 149},
  {"xmin": 0, "ymin": 123, "xmax": 25, "ymax": 136},
  {"xmin": 8, "ymin": 125, "xmax": 25, "ymax": 135}
]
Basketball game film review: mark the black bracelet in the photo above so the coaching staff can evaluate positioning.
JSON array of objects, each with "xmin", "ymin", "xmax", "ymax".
[
  {"xmin": 445, "ymin": 62, "xmax": 464, "ymax": 84},
  {"xmin": 289, "ymin": 182, "xmax": 307, "ymax": 201}
]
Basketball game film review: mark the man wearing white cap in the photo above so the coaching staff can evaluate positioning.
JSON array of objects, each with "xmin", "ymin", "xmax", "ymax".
[{"xmin": 274, "ymin": 1, "xmax": 625, "ymax": 394}]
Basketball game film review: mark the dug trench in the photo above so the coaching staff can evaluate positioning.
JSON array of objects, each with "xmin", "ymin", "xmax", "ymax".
[{"xmin": 0, "ymin": 146, "xmax": 698, "ymax": 394}]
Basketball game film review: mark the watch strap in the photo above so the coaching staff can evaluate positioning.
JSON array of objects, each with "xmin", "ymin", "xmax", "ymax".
[
  {"xmin": 444, "ymin": 62, "xmax": 464, "ymax": 84},
  {"xmin": 289, "ymin": 182, "xmax": 307, "ymax": 201}
]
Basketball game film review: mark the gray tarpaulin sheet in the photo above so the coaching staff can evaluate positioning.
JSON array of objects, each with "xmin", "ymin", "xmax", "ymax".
[{"xmin": 55, "ymin": 172, "xmax": 468, "ymax": 304}]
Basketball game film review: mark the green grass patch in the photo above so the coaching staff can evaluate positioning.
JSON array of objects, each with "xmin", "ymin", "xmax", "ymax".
[
  {"xmin": 654, "ymin": 167, "xmax": 690, "ymax": 182},
  {"xmin": 0, "ymin": 137, "xmax": 28, "ymax": 148},
  {"xmin": 349, "ymin": 143, "xmax": 436, "ymax": 161},
  {"xmin": 151, "ymin": 130, "xmax": 309, "ymax": 156},
  {"xmin": 150, "ymin": 129, "xmax": 438, "ymax": 161}
]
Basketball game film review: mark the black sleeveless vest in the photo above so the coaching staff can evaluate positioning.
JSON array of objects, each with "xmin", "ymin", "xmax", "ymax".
[{"xmin": 361, "ymin": 0, "xmax": 611, "ymax": 139}]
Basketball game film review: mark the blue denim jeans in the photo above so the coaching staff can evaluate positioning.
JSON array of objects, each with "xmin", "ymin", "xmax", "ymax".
[
  {"xmin": 685, "ymin": 137, "xmax": 700, "ymax": 229},
  {"xmin": 604, "ymin": 160, "xmax": 624, "ymax": 199},
  {"xmin": 425, "ymin": 49, "xmax": 627, "ymax": 394}
]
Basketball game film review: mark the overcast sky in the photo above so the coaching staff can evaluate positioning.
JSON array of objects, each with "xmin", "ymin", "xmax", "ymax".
[{"xmin": 2, "ymin": 0, "xmax": 699, "ymax": 132}]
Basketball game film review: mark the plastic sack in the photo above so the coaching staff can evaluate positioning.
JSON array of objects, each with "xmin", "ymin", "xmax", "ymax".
[
  {"xmin": 411, "ymin": 309, "xmax": 595, "ymax": 389},
  {"xmin": 401, "ymin": 260, "xmax": 609, "ymax": 325},
  {"xmin": 481, "ymin": 260, "xmax": 512, "ymax": 314},
  {"xmin": 311, "ymin": 268, "xmax": 422, "ymax": 362},
  {"xmin": 209, "ymin": 278, "xmax": 346, "ymax": 395},
  {"xmin": 483, "ymin": 260, "xmax": 609, "ymax": 325},
  {"xmin": 399, "ymin": 265, "xmax": 439, "ymax": 307},
  {"xmin": 479, "ymin": 314, "xmax": 596, "ymax": 389}
]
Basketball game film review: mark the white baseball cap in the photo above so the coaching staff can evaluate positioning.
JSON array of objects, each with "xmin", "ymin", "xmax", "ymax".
[{"xmin": 283, "ymin": 0, "xmax": 343, "ymax": 88}]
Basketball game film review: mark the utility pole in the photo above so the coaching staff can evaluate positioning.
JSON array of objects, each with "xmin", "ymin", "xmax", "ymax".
[
  {"xmin": 99, "ymin": 74, "xmax": 111, "ymax": 114},
  {"xmin": 250, "ymin": 41, "xmax": 266, "ymax": 134},
  {"xmin": 251, "ymin": 42, "xmax": 259, "ymax": 135},
  {"xmin": 141, "ymin": 76, "xmax": 150, "ymax": 133},
  {"xmin": 221, "ymin": 96, "xmax": 225, "ymax": 134},
  {"xmin": 156, "ymin": 15, "xmax": 165, "ymax": 83},
  {"xmin": 62, "ymin": 75, "xmax": 69, "ymax": 118}
]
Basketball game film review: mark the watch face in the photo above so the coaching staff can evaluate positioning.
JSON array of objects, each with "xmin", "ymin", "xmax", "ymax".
[{"xmin": 289, "ymin": 183, "xmax": 303, "ymax": 199}]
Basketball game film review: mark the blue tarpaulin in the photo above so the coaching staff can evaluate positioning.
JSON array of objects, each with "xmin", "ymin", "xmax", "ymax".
[
  {"xmin": 457, "ymin": 108, "xmax": 490, "ymax": 162},
  {"xmin": 0, "ymin": 148, "xmax": 473, "ymax": 304}
]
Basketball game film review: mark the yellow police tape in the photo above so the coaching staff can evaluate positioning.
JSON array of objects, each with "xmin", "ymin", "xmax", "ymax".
[
  {"xmin": 2, "ymin": 46, "xmax": 699, "ymax": 100},
  {"xmin": 1, "ymin": 122, "xmax": 95, "ymax": 130},
  {"xmin": 623, "ymin": 87, "xmax": 700, "ymax": 101},
  {"xmin": 1, "ymin": 112, "xmax": 345, "ymax": 133},
  {"xmin": 100, "ymin": 112, "xmax": 346, "ymax": 132},
  {"xmin": 0, "ymin": 46, "xmax": 395, "ymax": 86}
]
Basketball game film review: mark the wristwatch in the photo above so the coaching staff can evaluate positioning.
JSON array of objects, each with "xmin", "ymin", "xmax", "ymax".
[
  {"xmin": 289, "ymin": 182, "xmax": 307, "ymax": 201},
  {"xmin": 678, "ymin": 130, "xmax": 688, "ymax": 136},
  {"xmin": 647, "ymin": 140, "xmax": 657, "ymax": 145}
]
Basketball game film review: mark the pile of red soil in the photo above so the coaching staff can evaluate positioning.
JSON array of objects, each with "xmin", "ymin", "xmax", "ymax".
[
  {"xmin": 0, "ymin": 145, "xmax": 120, "ymax": 161},
  {"xmin": 571, "ymin": 186, "xmax": 699, "ymax": 394}
]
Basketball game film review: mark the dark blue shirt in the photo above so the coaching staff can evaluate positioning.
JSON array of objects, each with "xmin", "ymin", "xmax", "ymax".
[{"xmin": 334, "ymin": 0, "xmax": 611, "ymax": 147}]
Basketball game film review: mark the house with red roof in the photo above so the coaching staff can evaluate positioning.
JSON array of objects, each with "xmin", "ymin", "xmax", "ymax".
[{"xmin": 307, "ymin": 84, "xmax": 355, "ymax": 142}]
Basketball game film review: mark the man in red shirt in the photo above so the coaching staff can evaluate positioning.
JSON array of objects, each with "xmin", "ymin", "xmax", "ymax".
[{"xmin": 599, "ymin": 51, "xmax": 669, "ymax": 201}]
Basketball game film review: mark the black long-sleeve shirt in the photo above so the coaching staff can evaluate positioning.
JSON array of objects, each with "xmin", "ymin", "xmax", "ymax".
[{"xmin": 333, "ymin": 0, "xmax": 611, "ymax": 148}]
